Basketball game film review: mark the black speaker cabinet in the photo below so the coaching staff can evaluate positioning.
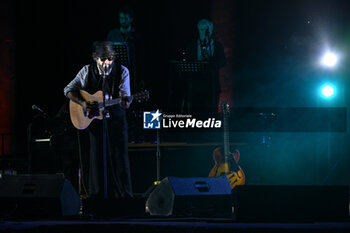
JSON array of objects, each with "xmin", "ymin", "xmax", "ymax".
[
  {"xmin": 146, "ymin": 176, "xmax": 232, "ymax": 217},
  {"xmin": 0, "ymin": 174, "xmax": 80, "ymax": 218},
  {"xmin": 235, "ymin": 185, "xmax": 349, "ymax": 222}
]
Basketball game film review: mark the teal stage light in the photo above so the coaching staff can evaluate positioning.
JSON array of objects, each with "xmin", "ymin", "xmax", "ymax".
[{"xmin": 321, "ymin": 85, "xmax": 334, "ymax": 98}]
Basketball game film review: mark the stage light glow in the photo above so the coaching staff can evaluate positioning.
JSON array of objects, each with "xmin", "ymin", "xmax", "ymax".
[
  {"xmin": 321, "ymin": 52, "xmax": 338, "ymax": 67},
  {"xmin": 322, "ymin": 85, "xmax": 334, "ymax": 97}
]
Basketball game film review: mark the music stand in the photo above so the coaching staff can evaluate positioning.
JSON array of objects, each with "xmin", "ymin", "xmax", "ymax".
[
  {"xmin": 112, "ymin": 42, "xmax": 130, "ymax": 67},
  {"xmin": 170, "ymin": 60, "xmax": 211, "ymax": 113},
  {"xmin": 171, "ymin": 60, "xmax": 209, "ymax": 73}
]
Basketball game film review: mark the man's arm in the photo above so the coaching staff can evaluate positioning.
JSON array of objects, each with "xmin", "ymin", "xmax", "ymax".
[
  {"xmin": 120, "ymin": 65, "xmax": 132, "ymax": 109},
  {"xmin": 64, "ymin": 65, "xmax": 98, "ymax": 115},
  {"xmin": 67, "ymin": 90, "xmax": 99, "ymax": 116},
  {"xmin": 67, "ymin": 91, "xmax": 88, "ymax": 112}
]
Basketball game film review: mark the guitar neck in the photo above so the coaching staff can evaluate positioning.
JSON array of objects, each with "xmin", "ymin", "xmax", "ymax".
[
  {"xmin": 98, "ymin": 98, "xmax": 121, "ymax": 108},
  {"xmin": 94, "ymin": 90, "xmax": 147, "ymax": 109},
  {"xmin": 223, "ymin": 113, "xmax": 230, "ymax": 156},
  {"xmin": 98, "ymin": 95, "xmax": 134, "ymax": 108}
]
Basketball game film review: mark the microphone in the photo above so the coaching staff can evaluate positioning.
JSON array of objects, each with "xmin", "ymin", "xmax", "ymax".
[
  {"xmin": 32, "ymin": 105, "xmax": 48, "ymax": 118},
  {"xmin": 103, "ymin": 64, "xmax": 111, "ymax": 76}
]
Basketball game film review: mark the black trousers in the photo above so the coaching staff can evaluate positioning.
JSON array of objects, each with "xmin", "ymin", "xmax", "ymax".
[{"xmin": 86, "ymin": 106, "xmax": 133, "ymax": 198}]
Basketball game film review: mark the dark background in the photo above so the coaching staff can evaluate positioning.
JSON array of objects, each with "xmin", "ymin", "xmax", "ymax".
[
  {"xmin": 2, "ymin": 0, "xmax": 350, "ymax": 191},
  {"xmin": 13, "ymin": 0, "xmax": 350, "ymax": 116}
]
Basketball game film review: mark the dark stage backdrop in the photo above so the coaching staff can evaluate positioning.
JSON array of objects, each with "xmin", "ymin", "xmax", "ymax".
[
  {"xmin": 0, "ymin": 1, "xmax": 15, "ymax": 156},
  {"xmin": 14, "ymin": 0, "xmax": 350, "ymax": 117},
  {"xmin": 14, "ymin": 0, "xmax": 212, "ymax": 148},
  {"xmin": 7, "ymin": 0, "xmax": 350, "ymax": 185}
]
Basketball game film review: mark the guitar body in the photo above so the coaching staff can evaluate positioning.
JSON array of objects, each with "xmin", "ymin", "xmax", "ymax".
[
  {"xmin": 69, "ymin": 90, "xmax": 149, "ymax": 130},
  {"xmin": 69, "ymin": 90, "xmax": 104, "ymax": 130},
  {"xmin": 209, "ymin": 148, "xmax": 245, "ymax": 189},
  {"xmin": 208, "ymin": 102, "xmax": 245, "ymax": 189}
]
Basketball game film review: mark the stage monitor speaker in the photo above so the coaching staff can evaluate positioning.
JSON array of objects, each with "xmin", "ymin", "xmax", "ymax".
[
  {"xmin": 234, "ymin": 185, "xmax": 349, "ymax": 222},
  {"xmin": 146, "ymin": 176, "xmax": 232, "ymax": 217},
  {"xmin": 0, "ymin": 174, "xmax": 80, "ymax": 218}
]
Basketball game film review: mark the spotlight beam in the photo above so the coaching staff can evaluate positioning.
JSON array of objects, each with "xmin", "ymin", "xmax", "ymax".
[{"xmin": 321, "ymin": 52, "xmax": 338, "ymax": 68}]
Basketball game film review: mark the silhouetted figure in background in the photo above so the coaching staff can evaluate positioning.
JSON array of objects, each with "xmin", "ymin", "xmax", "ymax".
[
  {"xmin": 184, "ymin": 19, "xmax": 226, "ymax": 114},
  {"xmin": 106, "ymin": 5, "xmax": 143, "ymax": 91},
  {"xmin": 107, "ymin": 5, "xmax": 146, "ymax": 143}
]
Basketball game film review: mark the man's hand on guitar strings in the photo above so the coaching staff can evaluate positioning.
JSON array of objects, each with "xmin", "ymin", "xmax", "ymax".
[{"xmin": 82, "ymin": 101, "xmax": 99, "ymax": 118}]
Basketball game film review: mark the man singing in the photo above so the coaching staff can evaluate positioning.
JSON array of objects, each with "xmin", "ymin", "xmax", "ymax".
[{"xmin": 64, "ymin": 41, "xmax": 133, "ymax": 198}]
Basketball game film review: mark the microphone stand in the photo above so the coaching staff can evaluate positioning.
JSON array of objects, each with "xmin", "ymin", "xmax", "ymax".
[
  {"xmin": 143, "ymin": 117, "xmax": 162, "ymax": 198},
  {"xmin": 101, "ymin": 65, "xmax": 109, "ymax": 199},
  {"xmin": 27, "ymin": 123, "xmax": 32, "ymax": 174},
  {"xmin": 156, "ymin": 128, "xmax": 161, "ymax": 183}
]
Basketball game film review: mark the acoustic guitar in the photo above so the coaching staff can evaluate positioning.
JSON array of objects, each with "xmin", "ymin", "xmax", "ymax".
[
  {"xmin": 69, "ymin": 90, "xmax": 149, "ymax": 130},
  {"xmin": 208, "ymin": 102, "xmax": 245, "ymax": 189}
]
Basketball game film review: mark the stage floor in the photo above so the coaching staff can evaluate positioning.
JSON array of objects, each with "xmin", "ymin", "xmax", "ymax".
[{"xmin": 1, "ymin": 218, "xmax": 350, "ymax": 233}]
